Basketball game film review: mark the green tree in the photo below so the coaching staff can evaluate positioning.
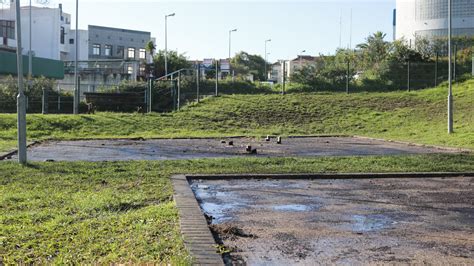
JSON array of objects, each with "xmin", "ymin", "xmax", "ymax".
[
  {"xmin": 230, "ymin": 52, "xmax": 266, "ymax": 81},
  {"xmin": 152, "ymin": 50, "xmax": 192, "ymax": 78},
  {"xmin": 356, "ymin": 31, "xmax": 390, "ymax": 70}
]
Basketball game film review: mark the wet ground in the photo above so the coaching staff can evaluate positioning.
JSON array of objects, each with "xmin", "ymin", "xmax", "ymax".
[
  {"xmin": 190, "ymin": 177, "xmax": 474, "ymax": 265},
  {"xmin": 5, "ymin": 137, "xmax": 458, "ymax": 162}
]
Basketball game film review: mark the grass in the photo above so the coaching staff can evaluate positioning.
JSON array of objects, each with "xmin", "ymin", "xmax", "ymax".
[
  {"xmin": 1, "ymin": 154, "xmax": 474, "ymax": 263},
  {"xmin": 0, "ymin": 79, "xmax": 473, "ymax": 153}
]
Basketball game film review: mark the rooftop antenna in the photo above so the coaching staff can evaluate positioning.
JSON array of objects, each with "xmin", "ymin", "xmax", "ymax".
[
  {"xmin": 349, "ymin": 8, "xmax": 353, "ymax": 49},
  {"xmin": 339, "ymin": 9, "xmax": 342, "ymax": 48}
]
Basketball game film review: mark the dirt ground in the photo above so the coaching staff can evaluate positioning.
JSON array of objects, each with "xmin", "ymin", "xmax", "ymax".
[
  {"xmin": 5, "ymin": 137, "xmax": 458, "ymax": 162},
  {"xmin": 190, "ymin": 177, "xmax": 474, "ymax": 265}
]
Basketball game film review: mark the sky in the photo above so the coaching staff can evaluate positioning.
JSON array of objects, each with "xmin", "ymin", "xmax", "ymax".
[{"xmin": 12, "ymin": 0, "xmax": 396, "ymax": 61}]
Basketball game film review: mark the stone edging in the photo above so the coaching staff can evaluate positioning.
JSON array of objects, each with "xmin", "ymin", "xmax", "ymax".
[
  {"xmin": 171, "ymin": 175, "xmax": 224, "ymax": 266},
  {"xmin": 0, "ymin": 141, "xmax": 39, "ymax": 161}
]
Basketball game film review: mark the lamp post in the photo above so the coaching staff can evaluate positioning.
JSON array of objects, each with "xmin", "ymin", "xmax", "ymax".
[
  {"xmin": 28, "ymin": 0, "xmax": 32, "ymax": 78},
  {"xmin": 299, "ymin": 50, "xmax": 306, "ymax": 68},
  {"xmin": 165, "ymin": 13, "xmax": 175, "ymax": 77},
  {"xmin": 228, "ymin": 28, "xmax": 237, "ymax": 59},
  {"xmin": 264, "ymin": 39, "xmax": 271, "ymax": 81},
  {"xmin": 15, "ymin": 0, "xmax": 27, "ymax": 164},
  {"xmin": 447, "ymin": 0, "xmax": 453, "ymax": 134},
  {"xmin": 73, "ymin": 0, "xmax": 79, "ymax": 114}
]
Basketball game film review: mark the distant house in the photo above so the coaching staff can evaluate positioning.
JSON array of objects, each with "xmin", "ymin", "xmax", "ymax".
[{"xmin": 286, "ymin": 55, "xmax": 322, "ymax": 78}]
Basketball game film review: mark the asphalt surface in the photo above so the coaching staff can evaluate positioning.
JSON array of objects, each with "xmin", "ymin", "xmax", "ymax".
[
  {"xmin": 191, "ymin": 177, "xmax": 474, "ymax": 265},
  {"xmin": 5, "ymin": 137, "xmax": 457, "ymax": 162}
]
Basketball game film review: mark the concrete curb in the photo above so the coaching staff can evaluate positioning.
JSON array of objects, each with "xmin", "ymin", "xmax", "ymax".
[
  {"xmin": 0, "ymin": 141, "xmax": 39, "ymax": 161},
  {"xmin": 353, "ymin": 135, "xmax": 473, "ymax": 154},
  {"xmin": 187, "ymin": 172, "xmax": 474, "ymax": 180},
  {"xmin": 172, "ymin": 172, "xmax": 473, "ymax": 265},
  {"xmin": 171, "ymin": 175, "xmax": 224, "ymax": 266}
]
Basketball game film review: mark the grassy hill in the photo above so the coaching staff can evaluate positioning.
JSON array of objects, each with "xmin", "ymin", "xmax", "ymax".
[{"xmin": 0, "ymin": 79, "xmax": 473, "ymax": 152}]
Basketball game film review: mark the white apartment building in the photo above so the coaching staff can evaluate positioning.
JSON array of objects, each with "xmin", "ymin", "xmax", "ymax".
[
  {"xmin": 395, "ymin": 0, "xmax": 474, "ymax": 43},
  {"xmin": 0, "ymin": 2, "xmax": 71, "ymax": 60}
]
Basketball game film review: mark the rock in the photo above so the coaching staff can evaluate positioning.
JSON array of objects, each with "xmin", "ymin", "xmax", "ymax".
[
  {"xmin": 45, "ymin": 159, "xmax": 55, "ymax": 162},
  {"xmin": 228, "ymin": 141, "xmax": 234, "ymax": 146},
  {"xmin": 277, "ymin": 136, "xmax": 282, "ymax": 144},
  {"xmin": 246, "ymin": 145, "xmax": 252, "ymax": 152}
]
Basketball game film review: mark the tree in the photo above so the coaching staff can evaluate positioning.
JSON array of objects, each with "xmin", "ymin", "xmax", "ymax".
[
  {"xmin": 151, "ymin": 50, "xmax": 192, "ymax": 78},
  {"xmin": 356, "ymin": 31, "xmax": 390, "ymax": 70},
  {"xmin": 230, "ymin": 52, "xmax": 266, "ymax": 81}
]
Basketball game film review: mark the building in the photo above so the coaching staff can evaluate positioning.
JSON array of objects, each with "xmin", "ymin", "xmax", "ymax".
[
  {"xmin": 1, "ymin": 2, "xmax": 71, "ymax": 60},
  {"xmin": 286, "ymin": 55, "xmax": 321, "ymax": 79},
  {"xmin": 395, "ymin": 0, "xmax": 474, "ymax": 43}
]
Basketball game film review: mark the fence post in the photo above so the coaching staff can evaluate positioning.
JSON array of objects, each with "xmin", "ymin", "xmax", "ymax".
[
  {"xmin": 453, "ymin": 45, "xmax": 456, "ymax": 82},
  {"xmin": 42, "ymin": 87, "xmax": 48, "ymax": 114},
  {"xmin": 435, "ymin": 52, "xmax": 438, "ymax": 87},
  {"xmin": 177, "ymin": 72, "xmax": 181, "ymax": 110},
  {"xmin": 407, "ymin": 60, "xmax": 411, "ymax": 92},
  {"xmin": 346, "ymin": 59, "xmax": 350, "ymax": 94},
  {"xmin": 215, "ymin": 59, "xmax": 219, "ymax": 97},
  {"xmin": 196, "ymin": 65, "xmax": 200, "ymax": 103}
]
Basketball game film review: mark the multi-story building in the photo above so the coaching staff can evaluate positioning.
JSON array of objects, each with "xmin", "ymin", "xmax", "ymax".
[
  {"xmin": 1, "ymin": 2, "xmax": 71, "ymax": 60},
  {"xmin": 395, "ymin": 0, "xmax": 474, "ymax": 43}
]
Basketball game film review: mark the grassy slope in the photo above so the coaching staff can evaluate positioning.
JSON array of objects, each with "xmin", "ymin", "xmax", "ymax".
[
  {"xmin": 1, "ymin": 154, "xmax": 474, "ymax": 263},
  {"xmin": 0, "ymin": 79, "xmax": 472, "ymax": 152}
]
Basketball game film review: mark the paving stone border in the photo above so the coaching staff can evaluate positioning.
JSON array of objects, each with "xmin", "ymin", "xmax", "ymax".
[
  {"xmin": 171, "ymin": 175, "xmax": 224, "ymax": 266},
  {"xmin": 172, "ymin": 172, "xmax": 474, "ymax": 265}
]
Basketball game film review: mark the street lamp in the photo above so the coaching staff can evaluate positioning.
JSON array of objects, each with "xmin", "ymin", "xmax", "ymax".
[
  {"xmin": 73, "ymin": 0, "xmax": 79, "ymax": 114},
  {"xmin": 228, "ymin": 28, "xmax": 237, "ymax": 59},
  {"xmin": 447, "ymin": 0, "xmax": 453, "ymax": 134},
  {"xmin": 15, "ymin": 0, "xmax": 27, "ymax": 164},
  {"xmin": 165, "ymin": 13, "xmax": 175, "ymax": 77},
  {"xmin": 264, "ymin": 39, "xmax": 271, "ymax": 81},
  {"xmin": 299, "ymin": 49, "xmax": 306, "ymax": 66}
]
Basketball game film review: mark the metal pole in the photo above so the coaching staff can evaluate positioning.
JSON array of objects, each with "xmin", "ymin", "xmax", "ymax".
[
  {"xmin": 177, "ymin": 71, "xmax": 180, "ymax": 110},
  {"xmin": 435, "ymin": 52, "xmax": 438, "ymax": 87},
  {"xmin": 453, "ymin": 44, "xmax": 456, "ymax": 82},
  {"xmin": 407, "ymin": 60, "xmax": 410, "ymax": 92},
  {"xmin": 73, "ymin": 0, "xmax": 79, "ymax": 114},
  {"xmin": 28, "ymin": 0, "xmax": 32, "ymax": 78},
  {"xmin": 265, "ymin": 39, "xmax": 271, "ymax": 81},
  {"xmin": 447, "ymin": 0, "xmax": 453, "ymax": 134},
  {"xmin": 215, "ymin": 59, "xmax": 218, "ymax": 96},
  {"xmin": 229, "ymin": 31, "xmax": 231, "ymax": 60},
  {"xmin": 282, "ymin": 61, "xmax": 286, "ymax": 95},
  {"xmin": 346, "ymin": 60, "xmax": 350, "ymax": 94},
  {"xmin": 196, "ymin": 64, "xmax": 200, "ymax": 103},
  {"xmin": 15, "ymin": 0, "xmax": 27, "ymax": 164},
  {"xmin": 165, "ymin": 16, "xmax": 168, "ymax": 77},
  {"xmin": 148, "ymin": 79, "xmax": 152, "ymax": 113}
]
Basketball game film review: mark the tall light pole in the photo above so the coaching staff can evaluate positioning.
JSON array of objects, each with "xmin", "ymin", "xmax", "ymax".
[
  {"xmin": 447, "ymin": 0, "xmax": 453, "ymax": 134},
  {"xmin": 264, "ymin": 39, "xmax": 271, "ymax": 81},
  {"xmin": 73, "ymin": 0, "xmax": 79, "ymax": 114},
  {"xmin": 28, "ymin": 0, "xmax": 32, "ymax": 78},
  {"xmin": 228, "ymin": 28, "xmax": 237, "ymax": 59},
  {"xmin": 164, "ymin": 13, "xmax": 175, "ymax": 77},
  {"xmin": 299, "ymin": 49, "xmax": 306, "ymax": 67},
  {"xmin": 15, "ymin": 0, "xmax": 27, "ymax": 164}
]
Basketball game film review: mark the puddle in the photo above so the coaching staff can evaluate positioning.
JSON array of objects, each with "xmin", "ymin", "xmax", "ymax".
[
  {"xmin": 200, "ymin": 202, "xmax": 241, "ymax": 223},
  {"xmin": 350, "ymin": 214, "xmax": 393, "ymax": 232},
  {"xmin": 273, "ymin": 204, "xmax": 313, "ymax": 212}
]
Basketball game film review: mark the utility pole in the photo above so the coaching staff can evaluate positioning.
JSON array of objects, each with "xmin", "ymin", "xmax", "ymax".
[
  {"xmin": 73, "ymin": 0, "xmax": 79, "ymax": 114},
  {"xmin": 165, "ymin": 13, "xmax": 175, "ymax": 77},
  {"xmin": 339, "ymin": 9, "xmax": 342, "ymax": 48},
  {"xmin": 349, "ymin": 8, "xmax": 353, "ymax": 49},
  {"xmin": 264, "ymin": 39, "xmax": 271, "ymax": 81},
  {"xmin": 447, "ymin": 0, "xmax": 453, "ymax": 134},
  {"xmin": 346, "ymin": 59, "xmax": 350, "ymax": 94},
  {"xmin": 15, "ymin": 0, "xmax": 27, "ymax": 164}
]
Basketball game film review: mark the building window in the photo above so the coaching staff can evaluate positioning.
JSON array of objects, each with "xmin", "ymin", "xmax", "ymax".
[
  {"xmin": 104, "ymin": 45, "xmax": 112, "ymax": 56},
  {"xmin": 92, "ymin": 44, "xmax": 101, "ymax": 55},
  {"xmin": 117, "ymin": 46, "xmax": 125, "ymax": 58},
  {"xmin": 139, "ymin": 49, "xmax": 146, "ymax": 59},
  {"xmin": 60, "ymin": 27, "xmax": 65, "ymax": 44},
  {"xmin": 0, "ymin": 20, "xmax": 15, "ymax": 40},
  {"xmin": 69, "ymin": 38, "xmax": 74, "ymax": 44},
  {"xmin": 128, "ymin": 47, "xmax": 135, "ymax": 59}
]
